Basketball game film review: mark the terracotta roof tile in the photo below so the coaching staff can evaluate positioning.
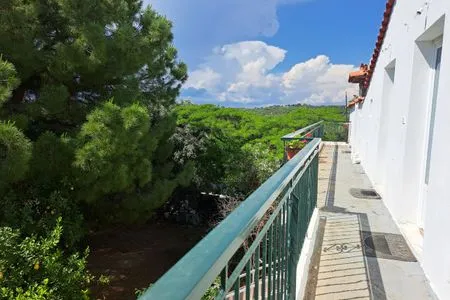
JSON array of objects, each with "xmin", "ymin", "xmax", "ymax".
[
  {"xmin": 347, "ymin": 96, "xmax": 365, "ymax": 108},
  {"xmin": 365, "ymin": 0, "xmax": 396, "ymax": 89},
  {"xmin": 348, "ymin": 64, "xmax": 369, "ymax": 83},
  {"xmin": 348, "ymin": 0, "xmax": 396, "ymax": 91}
]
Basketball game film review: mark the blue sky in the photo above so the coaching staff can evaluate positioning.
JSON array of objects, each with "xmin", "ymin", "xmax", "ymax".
[{"xmin": 145, "ymin": 0, "xmax": 386, "ymax": 107}]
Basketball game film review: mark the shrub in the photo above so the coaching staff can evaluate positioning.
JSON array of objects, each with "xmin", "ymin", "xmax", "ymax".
[
  {"xmin": 201, "ymin": 278, "xmax": 220, "ymax": 300},
  {"xmin": 0, "ymin": 218, "xmax": 92, "ymax": 300},
  {"xmin": 286, "ymin": 139, "xmax": 307, "ymax": 150},
  {"xmin": 0, "ymin": 190, "xmax": 85, "ymax": 249},
  {"xmin": 243, "ymin": 143, "xmax": 280, "ymax": 183}
]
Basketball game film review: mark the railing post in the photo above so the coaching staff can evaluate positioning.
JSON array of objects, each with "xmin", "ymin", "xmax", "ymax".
[
  {"xmin": 140, "ymin": 138, "xmax": 321, "ymax": 300},
  {"xmin": 312, "ymin": 150, "xmax": 319, "ymax": 209},
  {"xmin": 282, "ymin": 121, "xmax": 323, "ymax": 163},
  {"xmin": 288, "ymin": 180, "xmax": 297, "ymax": 299}
]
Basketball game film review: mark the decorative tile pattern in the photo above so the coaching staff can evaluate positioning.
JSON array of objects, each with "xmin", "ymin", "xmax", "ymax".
[
  {"xmin": 315, "ymin": 214, "xmax": 370, "ymax": 300},
  {"xmin": 361, "ymin": 231, "xmax": 417, "ymax": 262}
]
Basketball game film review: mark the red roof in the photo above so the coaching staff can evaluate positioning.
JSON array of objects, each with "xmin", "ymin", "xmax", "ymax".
[
  {"xmin": 348, "ymin": 64, "xmax": 369, "ymax": 83},
  {"xmin": 348, "ymin": 0, "xmax": 396, "ymax": 90},
  {"xmin": 347, "ymin": 96, "xmax": 365, "ymax": 108}
]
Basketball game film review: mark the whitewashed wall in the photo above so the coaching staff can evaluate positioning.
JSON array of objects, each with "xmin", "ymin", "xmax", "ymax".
[{"xmin": 348, "ymin": 1, "xmax": 450, "ymax": 299}]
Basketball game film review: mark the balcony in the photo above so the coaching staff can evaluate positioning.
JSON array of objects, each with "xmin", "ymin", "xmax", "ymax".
[{"xmin": 139, "ymin": 122, "xmax": 436, "ymax": 300}]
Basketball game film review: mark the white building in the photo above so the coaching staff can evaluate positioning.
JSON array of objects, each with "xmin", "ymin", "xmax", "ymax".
[{"xmin": 347, "ymin": 0, "xmax": 450, "ymax": 298}]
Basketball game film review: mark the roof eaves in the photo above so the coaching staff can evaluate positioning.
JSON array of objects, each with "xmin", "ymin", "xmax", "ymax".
[
  {"xmin": 347, "ymin": 96, "xmax": 365, "ymax": 108},
  {"xmin": 348, "ymin": 64, "xmax": 369, "ymax": 83},
  {"xmin": 363, "ymin": 0, "xmax": 396, "ymax": 90}
]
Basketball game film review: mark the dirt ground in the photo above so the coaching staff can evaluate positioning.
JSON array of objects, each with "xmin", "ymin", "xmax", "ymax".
[{"xmin": 88, "ymin": 222, "xmax": 207, "ymax": 300}]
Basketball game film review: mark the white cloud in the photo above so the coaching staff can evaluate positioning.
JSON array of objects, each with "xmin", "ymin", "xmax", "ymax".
[
  {"xmin": 183, "ymin": 41, "xmax": 358, "ymax": 106},
  {"xmin": 185, "ymin": 67, "xmax": 221, "ymax": 90},
  {"xmin": 282, "ymin": 55, "xmax": 330, "ymax": 89},
  {"xmin": 147, "ymin": 0, "xmax": 302, "ymax": 37},
  {"xmin": 145, "ymin": 0, "xmax": 307, "ymax": 66}
]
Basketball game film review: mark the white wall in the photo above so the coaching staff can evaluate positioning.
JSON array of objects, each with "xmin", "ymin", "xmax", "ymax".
[{"xmin": 348, "ymin": 1, "xmax": 450, "ymax": 299}]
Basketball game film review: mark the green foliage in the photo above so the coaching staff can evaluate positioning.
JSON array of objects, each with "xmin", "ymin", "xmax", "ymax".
[
  {"xmin": 135, "ymin": 284, "xmax": 153, "ymax": 298},
  {"xmin": 75, "ymin": 101, "xmax": 156, "ymax": 202},
  {"xmin": 0, "ymin": 1, "xmax": 186, "ymax": 110},
  {"xmin": 0, "ymin": 190, "xmax": 85, "ymax": 249},
  {"xmin": 323, "ymin": 121, "xmax": 349, "ymax": 142},
  {"xmin": 0, "ymin": 218, "xmax": 92, "ymax": 300},
  {"xmin": 0, "ymin": 58, "xmax": 31, "ymax": 188},
  {"xmin": 4, "ymin": 114, "xmax": 28, "ymax": 132},
  {"xmin": 176, "ymin": 103, "xmax": 344, "ymax": 157},
  {"xmin": 244, "ymin": 104, "xmax": 305, "ymax": 116},
  {"xmin": 29, "ymin": 132, "xmax": 74, "ymax": 190},
  {"xmin": 174, "ymin": 103, "xmax": 345, "ymax": 196},
  {"xmin": 0, "ymin": 0, "xmax": 189, "ymax": 232},
  {"xmin": 0, "ymin": 122, "xmax": 32, "ymax": 186},
  {"xmin": 0, "ymin": 3, "xmax": 192, "ymax": 296},
  {"xmin": 1, "ymin": 279, "xmax": 52, "ymax": 300},
  {"xmin": 243, "ymin": 143, "xmax": 280, "ymax": 183},
  {"xmin": 134, "ymin": 278, "xmax": 220, "ymax": 300},
  {"xmin": 0, "ymin": 1, "xmax": 348, "ymax": 296},
  {"xmin": 0, "ymin": 58, "xmax": 19, "ymax": 107},
  {"xmin": 286, "ymin": 139, "xmax": 307, "ymax": 149},
  {"xmin": 201, "ymin": 278, "xmax": 221, "ymax": 300},
  {"xmin": 30, "ymin": 85, "xmax": 70, "ymax": 117}
]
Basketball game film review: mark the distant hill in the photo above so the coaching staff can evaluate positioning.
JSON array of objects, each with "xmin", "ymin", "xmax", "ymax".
[{"xmin": 243, "ymin": 104, "xmax": 346, "ymax": 116}]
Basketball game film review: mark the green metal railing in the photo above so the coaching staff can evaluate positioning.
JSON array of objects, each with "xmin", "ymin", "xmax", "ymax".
[
  {"xmin": 281, "ymin": 121, "xmax": 324, "ymax": 142},
  {"xmin": 322, "ymin": 121, "xmax": 349, "ymax": 142},
  {"xmin": 281, "ymin": 121, "xmax": 349, "ymax": 161},
  {"xmin": 139, "ymin": 136, "xmax": 321, "ymax": 300},
  {"xmin": 282, "ymin": 121, "xmax": 324, "ymax": 162}
]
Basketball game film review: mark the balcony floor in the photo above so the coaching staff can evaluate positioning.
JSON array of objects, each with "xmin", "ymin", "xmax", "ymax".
[{"xmin": 304, "ymin": 142, "xmax": 437, "ymax": 300}]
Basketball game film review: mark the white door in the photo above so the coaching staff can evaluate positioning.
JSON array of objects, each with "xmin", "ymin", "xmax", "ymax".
[{"xmin": 418, "ymin": 38, "xmax": 442, "ymax": 230}]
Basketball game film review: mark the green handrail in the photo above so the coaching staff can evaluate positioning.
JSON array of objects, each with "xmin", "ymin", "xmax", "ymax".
[
  {"xmin": 282, "ymin": 121, "xmax": 324, "ymax": 162},
  {"xmin": 281, "ymin": 121, "xmax": 324, "ymax": 140},
  {"xmin": 322, "ymin": 121, "xmax": 349, "ymax": 142},
  {"xmin": 139, "ymin": 138, "xmax": 321, "ymax": 300}
]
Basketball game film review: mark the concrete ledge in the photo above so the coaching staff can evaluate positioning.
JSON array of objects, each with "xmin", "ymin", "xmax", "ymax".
[{"xmin": 295, "ymin": 208, "xmax": 320, "ymax": 300}]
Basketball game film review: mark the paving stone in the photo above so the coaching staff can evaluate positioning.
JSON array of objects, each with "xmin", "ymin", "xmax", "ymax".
[{"xmin": 304, "ymin": 143, "xmax": 437, "ymax": 300}]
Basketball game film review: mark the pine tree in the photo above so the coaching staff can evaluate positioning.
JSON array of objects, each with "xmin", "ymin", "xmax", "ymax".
[
  {"xmin": 0, "ymin": 1, "xmax": 189, "ymax": 231},
  {"xmin": 0, "ymin": 58, "xmax": 32, "ymax": 187}
]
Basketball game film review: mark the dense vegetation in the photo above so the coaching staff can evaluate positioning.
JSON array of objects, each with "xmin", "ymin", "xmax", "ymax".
[
  {"xmin": 0, "ymin": 0, "xmax": 189, "ymax": 297},
  {"xmin": 0, "ymin": 1, "xmax": 346, "ymax": 298},
  {"xmin": 173, "ymin": 103, "xmax": 345, "ymax": 197}
]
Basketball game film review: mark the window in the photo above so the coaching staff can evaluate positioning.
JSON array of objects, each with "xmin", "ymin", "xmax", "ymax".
[{"xmin": 424, "ymin": 39, "xmax": 442, "ymax": 184}]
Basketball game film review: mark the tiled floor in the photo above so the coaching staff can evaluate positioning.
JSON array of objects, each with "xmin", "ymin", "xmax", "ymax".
[{"xmin": 306, "ymin": 143, "xmax": 437, "ymax": 300}]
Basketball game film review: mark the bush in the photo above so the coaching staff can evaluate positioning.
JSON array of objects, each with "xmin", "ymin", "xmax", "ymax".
[
  {"xmin": 0, "ymin": 218, "xmax": 92, "ymax": 300},
  {"xmin": 0, "ymin": 190, "xmax": 85, "ymax": 249},
  {"xmin": 243, "ymin": 143, "xmax": 280, "ymax": 183},
  {"xmin": 286, "ymin": 139, "xmax": 307, "ymax": 150},
  {"xmin": 201, "ymin": 278, "xmax": 220, "ymax": 300}
]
